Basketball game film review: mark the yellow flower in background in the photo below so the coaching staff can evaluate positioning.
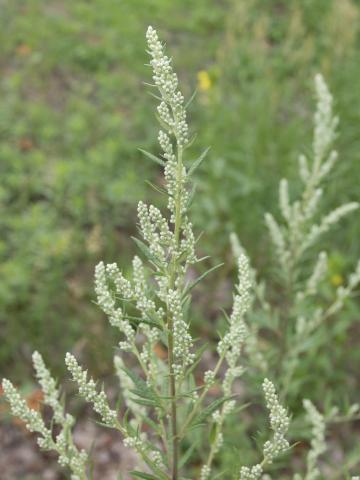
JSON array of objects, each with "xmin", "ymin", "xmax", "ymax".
[
  {"xmin": 331, "ymin": 273, "xmax": 344, "ymax": 286},
  {"xmin": 197, "ymin": 70, "xmax": 212, "ymax": 92}
]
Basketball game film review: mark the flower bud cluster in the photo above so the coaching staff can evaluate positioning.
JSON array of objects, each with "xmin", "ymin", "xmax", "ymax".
[
  {"xmin": 223, "ymin": 366, "xmax": 244, "ymax": 397},
  {"xmin": 239, "ymin": 381, "xmax": 288, "ymax": 478},
  {"xmin": 146, "ymin": 26, "xmax": 188, "ymax": 146},
  {"xmin": 150, "ymin": 450, "xmax": 165, "ymax": 469},
  {"xmin": 32, "ymin": 351, "xmax": 71, "ymax": 426},
  {"xmin": 95, "ymin": 260, "xmax": 117, "ymax": 315},
  {"xmin": 2, "ymin": 378, "xmax": 52, "ymax": 446},
  {"xmin": 213, "ymin": 431, "xmax": 224, "ymax": 453},
  {"xmin": 132, "ymin": 256, "xmax": 159, "ymax": 323},
  {"xmin": 123, "ymin": 435, "xmax": 145, "ymax": 450},
  {"xmin": 94, "ymin": 261, "xmax": 135, "ymax": 341},
  {"xmin": 145, "ymin": 26, "xmax": 197, "ymax": 281},
  {"xmin": 180, "ymin": 219, "xmax": 196, "ymax": 264},
  {"xmin": 167, "ymin": 288, "xmax": 194, "ymax": 373},
  {"xmin": 106, "ymin": 262, "xmax": 133, "ymax": 299},
  {"xmin": 303, "ymin": 399, "xmax": 326, "ymax": 480},
  {"xmin": 303, "ymin": 188, "xmax": 323, "ymax": 221},
  {"xmin": 348, "ymin": 259, "xmax": 360, "ymax": 289},
  {"xmin": 305, "ymin": 251, "xmax": 328, "ymax": 296},
  {"xmin": 313, "ymin": 74, "xmax": 338, "ymax": 167},
  {"xmin": 218, "ymin": 254, "xmax": 251, "ymax": 368},
  {"xmin": 204, "ymin": 370, "xmax": 216, "ymax": 386},
  {"xmin": 163, "ymin": 154, "xmax": 190, "ymax": 232},
  {"xmin": 266, "ymin": 74, "xmax": 359, "ymax": 286},
  {"xmin": 279, "ymin": 178, "xmax": 291, "ymax": 222},
  {"xmin": 262, "ymin": 379, "xmax": 289, "ymax": 463},
  {"xmin": 138, "ymin": 201, "xmax": 174, "ymax": 262},
  {"xmin": 302, "ymin": 202, "xmax": 359, "ymax": 252},
  {"xmin": 55, "ymin": 429, "xmax": 88, "ymax": 478},
  {"xmin": 2, "ymin": 376, "xmax": 87, "ymax": 478},
  {"xmin": 264, "ymin": 212, "xmax": 290, "ymax": 274},
  {"xmin": 240, "ymin": 464, "xmax": 263, "ymax": 480},
  {"xmin": 158, "ymin": 129, "xmax": 185, "ymax": 219},
  {"xmin": 65, "ymin": 353, "xmax": 118, "ymax": 427},
  {"xmin": 165, "ymin": 161, "xmax": 189, "ymax": 224},
  {"xmin": 200, "ymin": 464, "xmax": 211, "ymax": 480},
  {"xmin": 132, "ymin": 259, "xmax": 162, "ymax": 347}
]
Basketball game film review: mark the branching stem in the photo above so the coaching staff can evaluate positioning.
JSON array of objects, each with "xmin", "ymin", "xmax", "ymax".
[{"xmin": 166, "ymin": 144, "xmax": 184, "ymax": 479}]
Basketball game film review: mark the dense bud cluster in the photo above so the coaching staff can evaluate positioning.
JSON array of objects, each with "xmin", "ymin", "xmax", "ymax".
[
  {"xmin": 2, "ymin": 378, "xmax": 51, "ymax": 444},
  {"xmin": 240, "ymin": 464, "xmax": 263, "ymax": 480},
  {"xmin": 304, "ymin": 251, "xmax": 328, "ymax": 296},
  {"xmin": 200, "ymin": 464, "xmax": 211, "ymax": 480},
  {"xmin": 218, "ymin": 254, "xmax": 251, "ymax": 368},
  {"xmin": 94, "ymin": 261, "xmax": 135, "ymax": 339},
  {"xmin": 262, "ymin": 378, "xmax": 290, "ymax": 462},
  {"xmin": 146, "ymin": 26, "xmax": 188, "ymax": 146},
  {"xmin": 55, "ymin": 429, "xmax": 88, "ymax": 479},
  {"xmin": 32, "ymin": 351, "xmax": 69, "ymax": 425},
  {"xmin": 313, "ymin": 74, "xmax": 338, "ymax": 164},
  {"xmin": 65, "ymin": 353, "xmax": 118, "ymax": 428},
  {"xmin": 266, "ymin": 74, "xmax": 358, "ymax": 282},
  {"xmin": 167, "ymin": 288, "xmax": 195, "ymax": 373},
  {"xmin": 239, "ymin": 380, "xmax": 289, "ymax": 478},
  {"xmin": 3, "ymin": 360, "xmax": 88, "ymax": 479},
  {"xmin": 303, "ymin": 400, "xmax": 326, "ymax": 480}
]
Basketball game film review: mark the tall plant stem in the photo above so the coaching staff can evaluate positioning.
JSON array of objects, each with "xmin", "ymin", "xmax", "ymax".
[
  {"xmin": 178, "ymin": 354, "xmax": 225, "ymax": 439},
  {"xmin": 167, "ymin": 315, "xmax": 178, "ymax": 480},
  {"xmin": 167, "ymin": 144, "xmax": 184, "ymax": 479}
]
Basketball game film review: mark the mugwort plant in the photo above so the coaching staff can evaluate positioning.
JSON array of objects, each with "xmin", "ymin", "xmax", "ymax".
[{"xmin": 2, "ymin": 27, "xmax": 359, "ymax": 480}]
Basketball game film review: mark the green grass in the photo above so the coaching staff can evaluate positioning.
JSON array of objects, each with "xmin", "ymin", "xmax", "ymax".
[
  {"xmin": 0, "ymin": 0, "xmax": 359, "ymax": 383},
  {"xmin": 0, "ymin": 0, "xmax": 228, "ymax": 376},
  {"xmin": 1, "ymin": 2, "xmax": 360, "ymax": 477}
]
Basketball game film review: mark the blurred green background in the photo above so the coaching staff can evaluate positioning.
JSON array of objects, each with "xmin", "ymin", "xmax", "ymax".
[{"xmin": 0, "ymin": 0, "xmax": 359, "ymax": 380}]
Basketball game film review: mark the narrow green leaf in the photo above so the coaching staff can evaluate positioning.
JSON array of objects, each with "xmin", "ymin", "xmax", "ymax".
[
  {"xmin": 125, "ymin": 314, "xmax": 162, "ymax": 330},
  {"xmin": 190, "ymin": 396, "xmax": 235, "ymax": 429},
  {"xmin": 130, "ymin": 471, "xmax": 159, "ymax": 480},
  {"xmin": 142, "ymin": 415, "xmax": 162, "ymax": 435},
  {"xmin": 232, "ymin": 402, "xmax": 251, "ymax": 415},
  {"xmin": 220, "ymin": 308, "xmax": 231, "ymax": 325},
  {"xmin": 123, "ymin": 367, "xmax": 163, "ymax": 410},
  {"xmin": 195, "ymin": 255, "xmax": 210, "ymax": 263},
  {"xmin": 155, "ymin": 113, "xmax": 172, "ymax": 131},
  {"xmin": 138, "ymin": 148, "xmax": 165, "ymax": 167},
  {"xmin": 132, "ymin": 237, "xmax": 162, "ymax": 269},
  {"xmin": 179, "ymin": 444, "xmax": 196, "ymax": 468},
  {"xmin": 146, "ymin": 180, "xmax": 167, "ymax": 195},
  {"xmin": 188, "ymin": 146, "xmax": 211, "ymax": 176},
  {"xmin": 209, "ymin": 422, "xmax": 217, "ymax": 444},
  {"xmin": 183, "ymin": 263, "xmax": 224, "ymax": 297},
  {"xmin": 185, "ymin": 342, "xmax": 208, "ymax": 377},
  {"xmin": 147, "ymin": 91, "xmax": 163, "ymax": 101},
  {"xmin": 186, "ymin": 132, "xmax": 198, "ymax": 149},
  {"xmin": 129, "ymin": 396, "xmax": 159, "ymax": 407},
  {"xmin": 186, "ymin": 184, "xmax": 197, "ymax": 209},
  {"xmin": 185, "ymin": 89, "xmax": 197, "ymax": 108}
]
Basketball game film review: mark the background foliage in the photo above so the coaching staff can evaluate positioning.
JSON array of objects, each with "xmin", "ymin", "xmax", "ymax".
[
  {"xmin": 1, "ymin": 1, "xmax": 360, "ymax": 478},
  {"xmin": 0, "ymin": 0, "xmax": 359, "ymax": 396}
]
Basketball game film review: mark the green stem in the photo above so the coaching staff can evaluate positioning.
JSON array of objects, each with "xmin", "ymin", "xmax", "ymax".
[
  {"xmin": 178, "ymin": 354, "xmax": 225, "ymax": 439},
  {"xmin": 131, "ymin": 342, "xmax": 168, "ymax": 447},
  {"xmin": 167, "ymin": 316, "xmax": 178, "ymax": 480},
  {"xmin": 204, "ymin": 418, "xmax": 223, "ymax": 473},
  {"xmin": 167, "ymin": 144, "xmax": 184, "ymax": 480},
  {"xmin": 115, "ymin": 422, "xmax": 169, "ymax": 480}
]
